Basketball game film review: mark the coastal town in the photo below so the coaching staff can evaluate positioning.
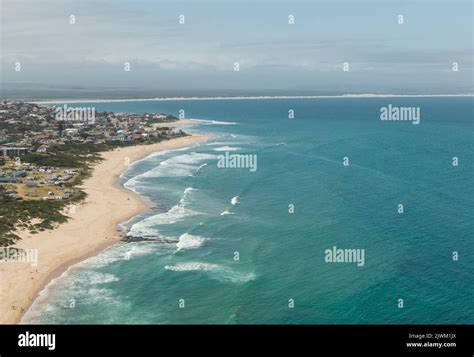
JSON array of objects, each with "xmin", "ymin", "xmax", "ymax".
[{"xmin": 0, "ymin": 100, "xmax": 188, "ymax": 245}]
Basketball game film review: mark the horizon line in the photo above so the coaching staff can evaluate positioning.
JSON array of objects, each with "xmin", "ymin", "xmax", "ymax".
[{"xmin": 28, "ymin": 93, "xmax": 474, "ymax": 105}]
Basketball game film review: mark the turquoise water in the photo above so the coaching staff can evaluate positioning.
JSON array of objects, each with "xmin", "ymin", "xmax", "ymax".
[{"xmin": 24, "ymin": 97, "xmax": 474, "ymax": 324}]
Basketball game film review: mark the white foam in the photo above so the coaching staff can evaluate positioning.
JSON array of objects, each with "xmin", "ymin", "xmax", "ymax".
[
  {"xmin": 128, "ymin": 187, "xmax": 199, "ymax": 236},
  {"xmin": 219, "ymin": 270, "xmax": 257, "ymax": 283},
  {"xmin": 82, "ymin": 243, "xmax": 158, "ymax": 268},
  {"xmin": 122, "ymin": 146, "xmax": 195, "ymax": 190},
  {"xmin": 128, "ymin": 146, "xmax": 191, "ymax": 167},
  {"xmin": 123, "ymin": 177, "xmax": 140, "ymax": 193},
  {"xmin": 165, "ymin": 262, "xmax": 219, "ymax": 272},
  {"xmin": 220, "ymin": 210, "xmax": 234, "ymax": 216},
  {"xmin": 176, "ymin": 233, "xmax": 207, "ymax": 250},
  {"xmin": 21, "ymin": 248, "xmax": 137, "ymax": 323},
  {"xmin": 129, "ymin": 206, "xmax": 198, "ymax": 236},
  {"xmin": 84, "ymin": 271, "xmax": 120, "ymax": 284},
  {"xmin": 164, "ymin": 262, "xmax": 257, "ymax": 283},
  {"xmin": 213, "ymin": 146, "xmax": 241, "ymax": 152},
  {"xmin": 181, "ymin": 187, "xmax": 196, "ymax": 201},
  {"xmin": 195, "ymin": 163, "xmax": 207, "ymax": 174},
  {"xmin": 83, "ymin": 287, "xmax": 128, "ymax": 307},
  {"xmin": 205, "ymin": 142, "xmax": 239, "ymax": 146},
  {"xmin": 189, "ymin": 119, "xmax": 238, "ymax": 125},
  {"xmin": 135, "ymin": 152, "xmax": 217, "ymax": 178}
]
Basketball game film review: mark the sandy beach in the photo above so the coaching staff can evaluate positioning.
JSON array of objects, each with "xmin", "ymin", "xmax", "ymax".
[
  {"xmin": 0, "ymin": 133, "xmax": 210, "ymax": 324},
  {"xmin": 154, "ymin": 118, "xmax": 197, "ymax": 128},
  {"xmin": 31, "ymin": 93, "xmax": 474, "ymax": 105}
]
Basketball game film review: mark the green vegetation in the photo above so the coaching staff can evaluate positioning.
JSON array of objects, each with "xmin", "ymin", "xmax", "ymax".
[
  {"xmin": 0, "ymin": 144, "xmax": 103, "ymax": 246},
  {"xmin": 146, "ymin": 115, "xmax": 178, "ymax": 124},
  {"xmin": 0, "ymin": 135, "xmax": 188, "ymax": 246},
  {"xmin": 0, "ymin": 194, "xmax": 68, "ymax": 246},
  {"xmin": 23, "ymin": 143, "xmax": 105, "ymax": 169}
]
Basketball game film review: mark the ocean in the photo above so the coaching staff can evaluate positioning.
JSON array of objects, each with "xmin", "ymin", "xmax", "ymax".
[{"xmin": 23, "ymin": 97, "xmax": 474, "ymax": 324}]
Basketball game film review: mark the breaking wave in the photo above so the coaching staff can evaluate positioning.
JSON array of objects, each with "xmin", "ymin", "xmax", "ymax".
[
  {"xmin": 213, "ymin": 146, "xmax": 241, "ymax": 152},
  {"xmin": 164, "ymin": 262, "xmax": 257, "ymax": 283},
  {"xmin": 133, "ymin": 152, "xmax": 216, "ymax": 178},
  {"xmin": 176, "ymin": 233, "xmax": 207, "ymax": 250},
  {"xmin": 189, "ymin": 119, "xmax": 238, "ymax": 125},
  {"xmin": 128, "ymin": 187, "xmax": 199, "ymax": 237}
]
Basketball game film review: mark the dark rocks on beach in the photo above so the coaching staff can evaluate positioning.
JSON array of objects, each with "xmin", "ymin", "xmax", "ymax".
[{"xmin": 122, "ymin": 235, "xmax": 177, "ymax": 244}]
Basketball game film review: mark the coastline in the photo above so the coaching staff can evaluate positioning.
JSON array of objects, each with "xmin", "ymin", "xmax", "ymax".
[
  {"xmin": 0, "ymin": 133, "xmax": 210, "ymax": 324},
  {"xmin": 29, "ymin": 93, "xmax": 474, "ymax": 105}
]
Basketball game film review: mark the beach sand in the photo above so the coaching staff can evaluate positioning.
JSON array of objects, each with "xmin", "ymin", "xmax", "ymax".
[
  {"xmin": 153, "ymin": 118, "xmax": 197, "ymax": 128},
  {"xmin": 0, "ymin": 133, "xmax": 210, "ymax": 324}
]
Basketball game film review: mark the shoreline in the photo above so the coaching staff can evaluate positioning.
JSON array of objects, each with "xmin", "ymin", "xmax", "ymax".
[
  {"xmin": 0, "ymin": 133, "xmax": 210, "ymax": 324},
  {"xmin": 29, "ymin": 93, "xmax": 474, "ymax": 105}
]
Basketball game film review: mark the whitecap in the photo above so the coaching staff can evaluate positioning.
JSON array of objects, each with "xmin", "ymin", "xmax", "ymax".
[
  {"xmin": 220, "ymin": 210, "xmax": 234, "ymax": 216},
  {"xmin": 189, "ymin": 119, "xmax": 238, "ymax": 125},
  {"xmin": 165, "ymin": 262, "xmax": 219, "ymax": 272},
  {"xmin": 164, "ymin": 262, "xmax": 256, "ymax": 283},
  {"xmin": 195, "ymin": 163, "xmax": 207, "ymax": 175},
  {"xmin": 128, "ymin": 187, "xmax": 199, "ymax": 236},
  {"xmin": 213, "ymin": 146, "xmax": 241, "ymax": 152},
  {"xmin": 82, "ymin": 243, "xmax": 158, "ymax": 269},
  {"xmin": 176, "ymin": 233, "xmax": 207, "ymax": 250},
  {"xmin": 134, "ymin": 152, "xmax": 217, "ymax": 178},
  {"xmin": 129, "ymin": 206, "xmax": 198, "ymax": 236},
  {"xmin": 205, "ymin": 142, "xmax": 241, "ymax": 146},
  {"xmin": 83, "ymin": 271, "xmax": 120, "ymax": 285}
]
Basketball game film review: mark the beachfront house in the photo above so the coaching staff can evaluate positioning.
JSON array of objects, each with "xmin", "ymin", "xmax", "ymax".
[{"xmin": 0, "ymin": 147, "xmax": 29, "ymax": 157}]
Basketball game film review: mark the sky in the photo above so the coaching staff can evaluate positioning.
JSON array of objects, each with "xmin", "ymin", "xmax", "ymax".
[{"xmin": 0, "ymin": 0, "xmax": 473, "ymax": 94}]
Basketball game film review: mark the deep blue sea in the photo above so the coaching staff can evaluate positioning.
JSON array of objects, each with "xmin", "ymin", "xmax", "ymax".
[{"xmin": 23, "ymin": 97, "xmax": 474, "ymax": 324}]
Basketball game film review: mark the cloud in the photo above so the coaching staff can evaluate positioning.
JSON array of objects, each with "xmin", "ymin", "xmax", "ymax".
[{"xmin": 1, "ymin": 0, "xmax": 472, "ymax": 91}]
